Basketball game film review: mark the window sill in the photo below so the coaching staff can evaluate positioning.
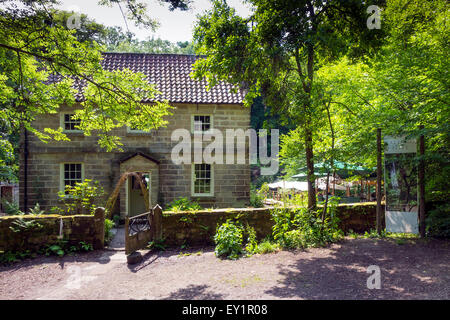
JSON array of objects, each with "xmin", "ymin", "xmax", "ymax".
[
  {"xmin": 63, "ymin": 131, "xmax": 84, "ymax": 135},
  {"xmin": 192, "ymin": 130, "xmax": 214, "ymax": 135},
  {"xmin": 127, "ymin": 132, "xmax": 152, "ymax": 135},
  {"xmin": 191, "ymin": 195, "xmax": 215, "ymax": 199}
]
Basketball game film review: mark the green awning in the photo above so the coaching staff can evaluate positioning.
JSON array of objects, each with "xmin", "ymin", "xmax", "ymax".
[{"xmin": 293, "ymin": 161, "xmax": 374, "ymax": 180}]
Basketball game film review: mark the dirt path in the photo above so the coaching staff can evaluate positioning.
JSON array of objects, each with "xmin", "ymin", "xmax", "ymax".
[{"xmin": 1, "ymin": 237, "xmax": 449, "ymax": 300}]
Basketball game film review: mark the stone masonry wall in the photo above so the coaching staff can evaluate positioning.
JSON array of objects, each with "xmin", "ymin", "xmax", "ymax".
[
  {"xmin": 19, "ymin": 103, "xmax": 251, "ymax": 216},
  {"xmin": 161, "ymin": 203, "xmax": 385, "ymax": 246},
  {"xmin": 0, "ymin": 208, "xmax": 105, "ymax": 252}
]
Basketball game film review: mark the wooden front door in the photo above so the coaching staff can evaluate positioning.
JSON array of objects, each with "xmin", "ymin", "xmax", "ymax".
[{"xmin": 128, "ymin": 173, "xmax": 151, "ymax": 217}]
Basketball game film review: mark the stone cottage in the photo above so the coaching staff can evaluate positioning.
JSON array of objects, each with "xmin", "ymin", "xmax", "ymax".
[{"xmin": 19, "ymin": 53, "xmax": 250, "ymax": 218}]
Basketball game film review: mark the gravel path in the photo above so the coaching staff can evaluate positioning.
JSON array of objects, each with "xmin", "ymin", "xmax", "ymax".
[{"xmin": 1, "ymin": 237, "xmax": 449, "ymax": 300}]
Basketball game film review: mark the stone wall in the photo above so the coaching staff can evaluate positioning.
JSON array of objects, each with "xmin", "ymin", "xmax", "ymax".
[
  {"xmin": 0, "ymin": 208, "xmax": 105, "ymax": 252},
  {"xmin": 19, "ymin": 103, "xmax": 251, "ymax": 216},
  {"xmin": 161, "ymin": 203, "xmax": 385, "ymax": 246}
]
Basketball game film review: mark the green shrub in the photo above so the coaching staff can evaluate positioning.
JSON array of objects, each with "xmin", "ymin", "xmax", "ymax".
[
  {"xmin": 363, "ymin": 229, "xmax": 385, "ymax": 239},
  {"xmin": 253, "ymin": 240, "xmax": 281, "ymax": 254},
  {"xmin": 47, "ymin": 244, "xmax": 65, "ymax": 257},
  {"xmin": 426, "ymin": 203, "xmax": 450, "ymax": 238},
  {"xmin": 147, "ymin": 238, "xmax": 166, "ymax": 251},
  {"xmin": 249, "ymin": 183, "xmax": 268, "ymax": 208},
  {"xmin": 282, "ymin": 229, "xmax": 306, "ymax": 249},
  {"xmin": 57, "ymin": 179, "xmax": 104, "ymax": 215},
  {"xmin": 41, "ymin": 240, "xmax": 93, "ymax": 257},
  {"xmin": 244, "ymin": 225, "xmax": 258, "ymax": 254},
  {"xmin": 166, "ymin": 197, "xmax": 202, "ymax": 212},
  {"xmin": 249, "ymin": 191, "xmax": 264, "ymax": 208},
  {"xmin": 0, "ymin": 250, "xmax": 33, "ymax": 264},
  {"xmin": 271, "ymin": 197, "xmax": 343, "ymax": 249},
  {"xmin": 0, "ymin": 240, "xmax": 94, "ymax": 265},
  {"xmin": 347, "ymin": 229, "xmax": 359, "ymax": 239},
  {"xmin": 113, "ymin": 215, "xmax": 120, "ymax": 226},
  {"xmin": 1, "ymin": 200, "xmax": 23, "ymax": 215},
  {"xmin": 214, "ymin": 220, "xmax": 243, "ymax": 259},
  {"xmin": 9, "ymin": 218, "xmax": 43, "ymax": 233},
  {"xmin": 104, "ymin": 218, "xmax": 115, "ymax": 244},
  {"xmin": 28, "ymin": 203, "xmax": 44, "ymax": 216}
]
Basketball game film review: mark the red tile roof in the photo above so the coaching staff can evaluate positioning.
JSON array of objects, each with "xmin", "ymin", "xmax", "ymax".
[{"xmin": 51, "ymin": 53, "xmax": 244, "ymax": 104}]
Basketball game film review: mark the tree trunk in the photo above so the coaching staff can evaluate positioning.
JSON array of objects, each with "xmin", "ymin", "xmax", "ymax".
[
  {"xmin": 305, "ymin": 127, "xmax": 316, "ymax": 210},
  {"xmin": 322, "ymin": 102, "xmax": 335, "ymax": 223},
  {"xmin": 418, "ymin": 126, "xmax": 426, "ymax": 237},
  {"xmin": 376, "ymin": 128, "xmax": 383, "ymax": 234}
]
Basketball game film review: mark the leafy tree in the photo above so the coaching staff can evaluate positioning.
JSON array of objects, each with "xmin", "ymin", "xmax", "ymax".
[
  {"xmin": 0, "ymin": 118, "xmax": 18, "ymax": 182},
  {"xmin": 0, "ymin": 0, "xmax": 193, "ymax": 152},
  {"xmin": 305, "ymin": 0, "xmax": 449, "ymax": 201},
  {"xmin": 99, "ymin": 0, "xmax": 191, "ymax": 29},
  {"xmin": 108, "ymin": 37, "xmax": 195, "ymax": 54},
  {"xmin": 280, "ymin": 0, "xmax": 448, "ymax": 236},
  {"xmin": 192, "ymin": 0, "xmax": 384, "ymax": 209}
]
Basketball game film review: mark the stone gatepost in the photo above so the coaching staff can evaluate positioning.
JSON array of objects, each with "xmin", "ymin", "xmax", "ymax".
[{"xmin": 93, "ymin": 207, "xmax": 105, "ymax": 249}]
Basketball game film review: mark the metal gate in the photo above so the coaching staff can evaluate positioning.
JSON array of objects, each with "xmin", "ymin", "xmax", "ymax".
[{"xmin": 125, "ymin": 204, "xmax": 162, "ymax": 254}]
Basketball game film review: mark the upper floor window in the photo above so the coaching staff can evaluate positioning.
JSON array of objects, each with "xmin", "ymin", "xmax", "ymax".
[
  {"xmin": 127, "ymin": 126, "xmax": 150, "ymax": 133},
  {"xmin": 192, "ymin": 115, "xmax": 212, "ymax": 133},
  {"xmin": 61, "ymin": 113, "xmax": 81, "ymax": 132}
]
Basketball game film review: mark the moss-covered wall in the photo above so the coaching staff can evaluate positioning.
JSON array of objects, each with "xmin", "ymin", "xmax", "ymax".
[
  {"xmin": 335, "ymin": 202, "xmax": 385, "ymax": 233},
  {"xmin": 0, "ymin": 208, "xmax": 105, "ymax": 252},
  {"xmin": 161, "ymin": 203, "xmax": 385, "ymax": 246},
  {"xmin": 162, "ymin": 207, "xmax": 273, "ymax": 246}
]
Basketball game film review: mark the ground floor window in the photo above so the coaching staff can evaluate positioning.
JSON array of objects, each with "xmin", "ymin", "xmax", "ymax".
[
  {"xmin": 60, "ymin": 163, "xmax": 84, "ymax": 191},
  {"xmin": 192, "ymin": 163, "xmax": 213, "ymax": 196}
]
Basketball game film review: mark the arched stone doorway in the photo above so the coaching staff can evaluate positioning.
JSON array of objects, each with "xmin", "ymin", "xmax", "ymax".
[{"xmin": 119, "ymin": 152, "xmax": 159, "ymax": 218}]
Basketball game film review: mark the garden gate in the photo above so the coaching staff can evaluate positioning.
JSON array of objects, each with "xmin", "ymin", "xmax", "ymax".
[{"xmin": 124, "ymin": 204, "xmax": 163, "ymax": 254}]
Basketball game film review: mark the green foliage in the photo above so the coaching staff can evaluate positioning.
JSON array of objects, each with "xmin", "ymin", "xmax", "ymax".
[
  {"xmin": 41, "ymin": 240, "xmax": 93, "ymax": 257},
  {"xmin": 165, "ymin": 197, "xmax": 202, "ymax": 212},
  {"xmin": 252, "ymin": 240, "xmax": 281, "ymax": 254},
  {"xmin": 215, "ymin": 221, "xmax": 280, "ymax": 258},
  {"xmin": 0, "ymin": 250, "xmax": 33, "ymax": 264},
  {"xmin": 244, "ymin": 225, "xmax": 258, "ymax": 254},
  {"xmin": 113, "ymin": 215, "xmax": 120, "ymax": 226},
  {"xmin": 249, "ymin": 184, "xmax": 267, "ymax": 208},
  {"xmin": 9, "ymin": 218, "xmax": 42, "ymax": 233},
  {"xmin": 0, "ymin": 1, "xmax": 173, "ymax": 152},
  {"xmin": 1, "ymin": 200, "xmax": 23, "ymax": 215},
  {"xmin": 282, "ymin": 192, "xmax": 309, "ymax": 207},
  {"xmin": 57, "ymin": 179, "xmax": 104, "ymax": 215},
  {"xmin": 193, "ymin": 0, "xmax": 385, "ymax": 208},
  {"xmin": 79, "ymin": 241, "xmax": 93, "ymax": 252},
  {"xmin": 271, "ymin": 199, "xmax": 343, "ymax": 249},
  {"xmin": 363, "ymin": 229, "xmax": 386, "ymax": 239},
  {"xmin": 47, "ymin": 244, "xmax": 65, "ymax": 257},
  {"xmin": 214, "ymin": 220, "xmax": 243, "ymax": 260},
  {"xmin": 28, "ymin": 203, "xmax": 44, "ymax": 216},
  {"xmin": 1, "ymin": 240, "xmax": 94, "ymax": 264},
  {"xmin": 0, "ymin": 134, "xmax": 18, "ymax": 182},
  {"xmin": 213, "ymin": 203, "xmax": 343, "ymax": 260},
  {"xmin": 281, "ymin": 0, "xmax": 449, "ymax": 209},
  {"xmin": 347, "ymin": 229, "xmax": 359, "ymax": 239},
  {"xmin": 108, "ymin": 37, "xmax": 195, "ymax": 54},
  {"xmin": 104, "ymin": 218, "xmax": 115, "ymax": 244},
  {"xmin": 147, "ymin": 238, "xmax": 167, "ymax": 251},
  {"xmin": 426, "ymin": 204, "xmax": 450, "ymax": 238}
]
